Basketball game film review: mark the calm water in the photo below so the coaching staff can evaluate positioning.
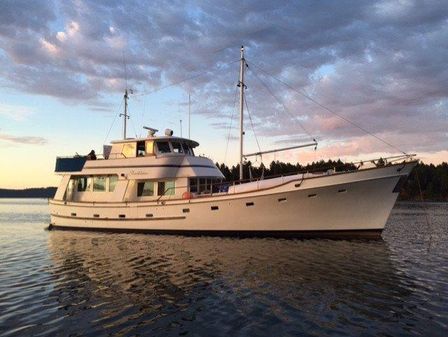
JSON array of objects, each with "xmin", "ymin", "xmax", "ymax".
[{"xmin": 0, "ymin": 199, "xmax": 447, "ymax": 337}]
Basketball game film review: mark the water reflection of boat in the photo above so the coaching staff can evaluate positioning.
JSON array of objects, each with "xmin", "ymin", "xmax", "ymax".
[{"xmin": 47, "ymin": 230, "xmax": 417, "ymax": 334}]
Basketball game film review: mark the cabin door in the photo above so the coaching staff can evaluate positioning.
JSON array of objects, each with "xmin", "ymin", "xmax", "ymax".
[{"xmin": 65, "ymin": 178, "xmax": 75, "ymax": 201}]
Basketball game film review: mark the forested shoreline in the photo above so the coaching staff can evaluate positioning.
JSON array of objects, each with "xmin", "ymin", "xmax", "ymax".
[{"xmin": 216, "ymin": 160, "xmax": 448, "ymax": 202}]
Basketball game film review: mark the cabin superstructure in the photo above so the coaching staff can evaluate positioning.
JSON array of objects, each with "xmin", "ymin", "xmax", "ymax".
[{"xmin": 54, "ymin": 133, "xmax": 224, "ymax": 204}]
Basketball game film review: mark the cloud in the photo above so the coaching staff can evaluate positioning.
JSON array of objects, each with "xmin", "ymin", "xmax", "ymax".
[
  {"xmin": 0, "ymin": 0, "xmax": 447, "ymax": 158},
  {"xmin": 0, "ymin": 133, "xmax": 47, "ymax": 145},
  {"xmin": 0, "ymin": 104, "xmax": 34, "ymax": 121}
]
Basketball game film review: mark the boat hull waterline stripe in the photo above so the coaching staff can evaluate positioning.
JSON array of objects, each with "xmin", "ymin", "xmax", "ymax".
[{"xmin": 48, "ymin": 224, "xmax": 383, "ymax": 239}]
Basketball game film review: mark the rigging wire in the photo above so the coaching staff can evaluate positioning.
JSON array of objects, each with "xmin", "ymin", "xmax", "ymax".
[
  {"xmin": 134, "ymin": 59, "xmax": 240, "ymax": 97},
  {"xmin": 224, "ymin": 82, "xmax": 240, "ymax": 162},
  {"xmin": 249, "ymin": 61, "xmax": 408, "ymax": 155},
  {"xmin": 244, "ymin": 94, "xmax": 262, "ymax": 155},
  {"xmin": 247, "ymin": 63, "xmax": 315, "ymax": 142},
  {"xmin": 103, "ymin": 98, "xmax": 123, "ymax": 145}
]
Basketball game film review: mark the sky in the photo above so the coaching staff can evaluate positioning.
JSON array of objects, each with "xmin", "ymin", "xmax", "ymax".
[{"xmin": 0, "ymin": 0, "xmax": 447, "ymax": 188}]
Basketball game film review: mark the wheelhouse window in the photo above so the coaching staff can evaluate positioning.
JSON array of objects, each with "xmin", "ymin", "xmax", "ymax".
[
  {"xmin": 172, "ymin": 142, "xmax": 183, "ymax": 153},
  {"xmin": 77, "ymin": 176, "xmax": 89, "ymax": 191},
  {"xmin": 189, "ymin": 178, "xmax": 198, "ymax": 193},
  {"xmin": 93, "ymin": 176, "xmax": 107, "ymax": 192},
  {"xmin": 182, "ymin": 142, "xmax": 195, "ymax": 155},
  {"xmin": 137, "ymin": 141, "xmax": 146, "ymax": 156},
  {"xmin": 189, "ymin": 177, "xmax": 222, "ymax": 194},
  {"xmin": 199, "ymin": 178, "xmax": 211, "ymax": 194},
  {"xmin": 109, "ymin": 175, "xmax": 118, "ymax": 192},
  {"xmin": 156, "ymin": 141, "xmax": 171, "ymax": 154},
  {"xmin": 158, "ymin": 180, "xmax": 175, "ymax": 196},
  {"xmin": 137, "ymin": 181, "xmax": 155, "ymax": 197}
]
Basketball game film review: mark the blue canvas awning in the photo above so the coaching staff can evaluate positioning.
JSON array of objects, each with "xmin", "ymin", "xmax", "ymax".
[{"xmin": 55, "ymin": 157, "xmax": 86, "ymax": 172}]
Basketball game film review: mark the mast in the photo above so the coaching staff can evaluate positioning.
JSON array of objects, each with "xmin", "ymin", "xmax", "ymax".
[
  {"xmin": 120, "ymin": 89, "xmax": 132, "ymax": 139},
  {"xmin": 238, "ymin": 46, "xmax": 246, "ymax": 180}
]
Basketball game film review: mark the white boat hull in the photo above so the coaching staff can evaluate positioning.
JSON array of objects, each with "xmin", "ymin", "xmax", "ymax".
[{"xmin": 49, "ymin": 162, "xmax": 416, "ymax": 238}]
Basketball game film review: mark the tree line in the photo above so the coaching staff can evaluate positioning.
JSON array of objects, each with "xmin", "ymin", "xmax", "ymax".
[{"xmin": 216, "ymin": 160, "xmax": 448, "ymax": 202}]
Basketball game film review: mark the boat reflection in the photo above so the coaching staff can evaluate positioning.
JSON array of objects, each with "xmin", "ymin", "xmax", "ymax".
[{"xmin": 47, "ymin": 231, "xmax": 417, "ymax": 335}]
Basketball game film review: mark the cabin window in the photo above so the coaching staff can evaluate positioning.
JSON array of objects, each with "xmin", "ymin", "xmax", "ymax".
[
  {"xmin": 77, "ymin": 177, "xmax": 86, "ymax": 191},
  {"xmin": 137, "ymin": 181, "xmax": 155, "ymax": 197},
  {"xmin": 199, "ymin": 178, "xmax": 211, "ymax": 194},
  {"xmin": 172, "ymin": 142, "xmax": 183, "ymax": 153},
  {"xmin": 76, "ymin": 176, "xmax": 91, "ymax": 192},
  {"xmin": 137, "ymin": 141, "xmax": 146, "ymax": 156},
  {"xmin": 122, "ymin": 143, "xmax": 136, "ymax": 158},
  {"xmin": 146, "ymin": 140, "xmax": 154, "ymax": 155},
  {"xmin": 93, "ymin": 176, "xmax": 107, "ymax": 192},
  {"xmin": 109, "ymin": 175, "xmax": 118, "ymax": 192},
  {"xmin": 158, "ymin": 180, "xmax": 175, "ymax": 196},
  {"xmin": 189, "ymin": 178, "xmax": 198, "ymax": 193},
  {"xmin": 156, "ymin": 141, "xmax": 171, "ymax": 154}
]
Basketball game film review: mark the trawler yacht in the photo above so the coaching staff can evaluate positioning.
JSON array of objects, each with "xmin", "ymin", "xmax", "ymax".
[{"xmin": 49, "ymin": 47, "xmax": 417, "ymax": 237}]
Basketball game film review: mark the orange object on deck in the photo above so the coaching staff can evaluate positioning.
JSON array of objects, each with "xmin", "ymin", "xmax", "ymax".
[{"xmin": 182, "ymin": 192, "xmax": 193, "ymax": 199}]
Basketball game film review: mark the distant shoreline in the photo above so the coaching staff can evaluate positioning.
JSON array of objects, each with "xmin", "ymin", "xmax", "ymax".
[{"xmin": 0, "ymin": 188, "xmax": 57, "ymax": 199}]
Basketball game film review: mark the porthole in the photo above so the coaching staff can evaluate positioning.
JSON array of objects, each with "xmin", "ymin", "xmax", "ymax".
[
  {"xmin": 146, "ymin": 213, "xmax": 153, "ymax": 218},
  {"xmin": 246, "ymin": 202, "xmax": 254, "ymax": 207},
  {"xmin": 308, "ymin": 194, "xmax": 317, "ymax": 198},
  {"xmin": 182, "ymin": 208, "xmax": 190, "ymax": 213},
  {"xmin": 93, "ymin": 214, "xmax": 100, "ymax": 218},
  {"xmin": 119, "ymin": 214, "xmax": 126, "ymax": 218},
  {"xmin": 278, "ymin": 197, "xmax": 287, "ymax": 203},
  {"xmin": 211, "ymin": 206, "xmax": 219, "ymax": 211},
  {"xmin": 71, "ymin": 213, "xmax": 77, "ymax": 217},
  {"xmin": 338, "ymin": 189, "xmax": 347, "ymax": 193}
]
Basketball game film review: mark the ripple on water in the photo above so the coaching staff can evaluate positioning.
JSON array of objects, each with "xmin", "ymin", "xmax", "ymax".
[{"xmin": 0, "ymin": 200, "xmax": 447, "ymax": 337}]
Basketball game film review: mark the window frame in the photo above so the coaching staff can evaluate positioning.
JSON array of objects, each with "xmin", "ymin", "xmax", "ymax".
[
  {"xmin": 158, "ymin": 180, "xmax": 175, "ymax": 196},
  {"xmin": 156, "ymin": 141, "xmax": 171, "ymax": 154},
  {"xmin": 137, "ymin": 181, "xmax": 155, "ymax": 197},
  {"xmin": 171, "ymin": 141, "xmax": 184, "ymax": 154},
  {"xmin": 93, "ymin": 176, "xmax": 107, "ymax": 192},
  {"xmin": 109, "ymin": 175, "xmax": 118, "ymax": 192}
]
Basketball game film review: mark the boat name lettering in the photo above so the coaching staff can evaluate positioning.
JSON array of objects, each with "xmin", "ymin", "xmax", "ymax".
[{"xmin": 130, "ymin": 170, "xmax": 146, "ymax": 175}]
